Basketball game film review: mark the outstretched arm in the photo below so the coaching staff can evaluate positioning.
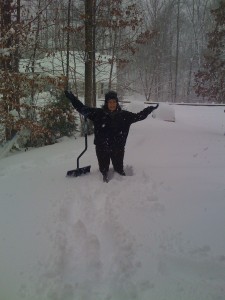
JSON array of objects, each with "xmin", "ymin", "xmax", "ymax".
[
  {"xmin": 129, "ymin": 104, "xmax": 159, "ymax": 123},
  {"xmin": 65, "ymin": 91, "xmax": 84, "ymax": 112},
  {"xmin": 146, "ymin": 104, "xmax": 159, "ymax": 114},
  {"xmin": 64, "ymin": 91, "xmax": 93, "ymax": 117}
]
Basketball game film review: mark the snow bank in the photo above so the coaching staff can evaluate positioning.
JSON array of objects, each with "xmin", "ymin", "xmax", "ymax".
[{"xmin": 0, "ymin": 104, "xmax": 225, "ymax": 300}]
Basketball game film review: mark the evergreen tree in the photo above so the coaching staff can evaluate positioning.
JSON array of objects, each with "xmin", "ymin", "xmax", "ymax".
[{"xmin": 194, "ymin": 1, "xmax": 225, "ymax": 103}]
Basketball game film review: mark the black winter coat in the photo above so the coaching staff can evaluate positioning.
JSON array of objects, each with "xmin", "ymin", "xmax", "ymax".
[{"xmin": 70, "ymin": 97, "xmax": 154, "ymax": 149}]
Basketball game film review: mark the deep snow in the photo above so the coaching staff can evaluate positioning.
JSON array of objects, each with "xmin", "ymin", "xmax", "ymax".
[{"xmin": 0, "ymin": 100, "xmax": 225, "ymax": 300}]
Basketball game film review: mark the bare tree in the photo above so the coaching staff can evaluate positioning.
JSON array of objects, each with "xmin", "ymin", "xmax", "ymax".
[
  {"xmin": 174, "ymin": 0, "xmax": 180, "ymax": 102},
  {"xmin": 84, "ymin": 0, "xmax": 94, "ymax": 107},
  {"xmin": 66, "ymin": 0, "xmax": 72, "ymax": 90},
  {"xmin": 194, "ymin": 1, "xmax": 225, "ymax": 103},
  {"xmin": 0, "ymin": 0, "xmax": 68, "ymax": 145},
  {"xmin": 130, "ymin": 0, "xmax": 217, "ymax": 102}
]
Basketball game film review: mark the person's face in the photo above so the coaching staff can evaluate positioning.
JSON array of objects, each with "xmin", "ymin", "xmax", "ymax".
[{"xmin": 107, "ymin": 99, "xmax": 117, "ymax": 111}]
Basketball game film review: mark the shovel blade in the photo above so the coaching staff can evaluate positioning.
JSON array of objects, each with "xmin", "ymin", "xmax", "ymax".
[{"xmin": 66, "ymin": 166, "xmax": 91, "ymax": 177}]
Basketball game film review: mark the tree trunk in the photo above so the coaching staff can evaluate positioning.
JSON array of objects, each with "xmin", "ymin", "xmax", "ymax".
[
  {"xmin": 174, "ymin": 0, "xmax": 180, "ymax": 102},
  {"xmin": 85, "ymin": 0, "xmax": 93, "ymax": 107},
  {"xmin": 66, "ymin": 0, "xmax": 72, "ymax": 90},
  {"xmin": 1, "ymin": 0, "xmax": 13, "ymax": 140},
  {"xmin": 13, "ymin": 0, "xmax": 21, "ymax": 112},
  {"xmin": 92, "ymin": 0, "xmax": 96, "ymax": 107}
]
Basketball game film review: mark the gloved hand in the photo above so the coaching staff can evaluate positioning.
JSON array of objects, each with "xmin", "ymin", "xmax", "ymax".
[
  {"xmin": 147, "ymin": 103, "xmax": 159, "ymax": 113},
  {"xmin": 64, "ymin": 90, "xmax": 78, "ymax": 102},
  {"xmin": 151, "ymin": 103, "xmax": 159, "ymax": 110}
]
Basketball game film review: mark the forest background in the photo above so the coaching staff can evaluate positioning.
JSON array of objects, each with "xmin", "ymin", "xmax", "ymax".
[{"xmin": 0, "ymin": 0, "xmax": 224, "ymax": 147}]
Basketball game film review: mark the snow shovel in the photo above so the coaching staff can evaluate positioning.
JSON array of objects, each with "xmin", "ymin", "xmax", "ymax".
[{"xmin": 66, "ymin": 117, "xmax": 91, "ymax": 177}]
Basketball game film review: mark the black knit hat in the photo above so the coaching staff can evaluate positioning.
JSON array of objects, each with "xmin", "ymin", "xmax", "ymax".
[{"xmin": 104, "ymin": 91, "xmax": 118, "ymax": 103}]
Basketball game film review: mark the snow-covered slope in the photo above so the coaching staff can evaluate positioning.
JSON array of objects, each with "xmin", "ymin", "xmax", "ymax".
[{"xmin": 0, "ymin": 103, "xmax": 225, "ymax": 300}]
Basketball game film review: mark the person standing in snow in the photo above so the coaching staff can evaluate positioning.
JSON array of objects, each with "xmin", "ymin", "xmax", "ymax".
[{"xmin": 65, "ymin": 90, "xmax": 159, "ymax": 182}]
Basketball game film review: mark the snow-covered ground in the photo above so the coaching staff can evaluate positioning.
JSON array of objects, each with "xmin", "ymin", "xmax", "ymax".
[{"xmin": 0, "ymin": 100, "xmax": 225, "ymax": 300}]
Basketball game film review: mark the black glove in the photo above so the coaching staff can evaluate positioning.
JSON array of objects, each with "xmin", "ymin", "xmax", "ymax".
[
  {"xmin": 64, "ymin": 90, "xmax": 78, "ymax": 102},
  {"xmin": 65, "ymin": 90, "xmax": 85, "ymax": 111},
  {"xmin": 151, "ymin": 103, "xmax": 159, "ymax": 110},
  {"xmin": 147, "ymin": 103, "xmax": 159, "ymax": 113}
]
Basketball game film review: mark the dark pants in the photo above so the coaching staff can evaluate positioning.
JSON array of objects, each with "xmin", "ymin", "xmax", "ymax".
[{"xmin": 96, "ymin": 146, "xmax": 125, "ymax": 174}]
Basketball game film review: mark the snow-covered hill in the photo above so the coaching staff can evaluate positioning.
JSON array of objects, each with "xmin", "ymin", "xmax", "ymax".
[{"xmin": 0, "ymin": 102, "xmax": 225, "ymax": 300}]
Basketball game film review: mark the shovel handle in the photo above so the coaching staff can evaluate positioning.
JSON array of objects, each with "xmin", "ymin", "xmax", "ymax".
[{"xmin": 77, "ymin": 117, "xmax": 88, "ymax": 169}]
